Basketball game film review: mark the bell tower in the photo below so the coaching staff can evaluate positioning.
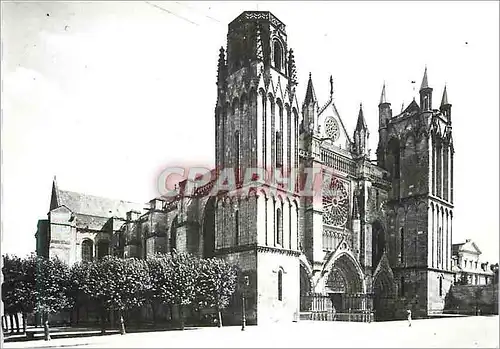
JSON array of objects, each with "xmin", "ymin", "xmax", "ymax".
[{"xmin": 213, "ymin": 11, "xmax": 301, "ymax": 325}]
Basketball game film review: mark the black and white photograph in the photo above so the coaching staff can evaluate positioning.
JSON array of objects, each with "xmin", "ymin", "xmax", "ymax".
[{"xmin": 1, "ymin": 1, "xmax": 499, "ymax": 347}]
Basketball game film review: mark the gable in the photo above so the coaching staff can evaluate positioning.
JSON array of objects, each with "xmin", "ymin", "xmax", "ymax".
[
  {"xmin": 57, "ymin": 189, "xmax": 144, "ymax": 219},
  {"xmin": 317, "ymin": 101, "xmax": 352, "ymax": 151}
]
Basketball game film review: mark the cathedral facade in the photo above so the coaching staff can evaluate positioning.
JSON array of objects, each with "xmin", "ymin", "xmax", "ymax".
[{"xmin": 36, "ymin": 11, "xmax": 455, "ymax": 324}]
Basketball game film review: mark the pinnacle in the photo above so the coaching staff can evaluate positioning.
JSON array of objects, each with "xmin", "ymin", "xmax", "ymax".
[
  {"xmin": 441, "ymin": 85, "xmax": 449, "ymax": 106},
  {"xmin": 420, "ymin": 66, "xmax": 429, "ymax": 90},
  {"xmin": 380, "ymin": 83, "xmax": 388, "ymax": 105}
]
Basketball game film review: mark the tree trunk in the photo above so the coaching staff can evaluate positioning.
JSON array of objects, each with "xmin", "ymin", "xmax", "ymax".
[
  {"xmin": 9, "ymin": 314, "xmax": 14, "ymax": 333},
  {"xmin": 43, "ymin": 314, "xmax": 51, "ymax": 341},
  {"xmin": 14, "ymin": 313, "xmax": 20, "ymax": 333},
  {"xmin": 151, "ymin": 303, "xmax": 157, "ymax": 327},
  {"xmin": 217, "ymin": 307, "xmax": 222, "ymax": 328},
  {"xmin": 22, "ymin": 313, "xmax": 27, "ymax": 334},
  {"xmin": 100, "ymin": 307, "xmax": 106, "ymax": 335},
  {"xmin": 119, "ymin": 310, "xmax": 126, "ymax": 335},
  {"xmin": 179, "ymin": 305, "xmax": 184, "ymax": 330}
]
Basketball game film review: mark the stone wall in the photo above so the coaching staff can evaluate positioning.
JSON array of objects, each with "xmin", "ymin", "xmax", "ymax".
[{"xmin": 257, "ymin": 251, "xmax": 299, "ymax": 324}]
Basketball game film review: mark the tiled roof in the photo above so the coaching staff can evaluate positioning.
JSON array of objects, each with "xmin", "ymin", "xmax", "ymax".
[
  {"xmin": 57, "ymin": 189, "xmax": 144, "ymax": 219},
  {"xmin": 74, "ymin": 214, "xmax": 112, "ymax": 231}
]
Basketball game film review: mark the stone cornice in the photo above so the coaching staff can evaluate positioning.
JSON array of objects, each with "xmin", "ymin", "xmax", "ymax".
[{"xmin": 214, "ymin": 243, "xmax": 301, "ymax": 257}]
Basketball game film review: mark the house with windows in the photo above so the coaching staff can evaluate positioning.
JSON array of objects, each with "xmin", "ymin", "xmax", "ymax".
[{"xmin": 451, "ymin": 239, "xmax": 495, "ymax": 285}]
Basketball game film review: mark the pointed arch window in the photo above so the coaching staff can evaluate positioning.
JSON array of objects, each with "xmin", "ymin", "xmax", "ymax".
[
  {"xmin": 400, "ymin": 276, "xmax": 405, "ymax": 297},
  {"xmin": 278, "ymin": 269, "xmax": 283, "ymax": 301},
  {"xmin": 273, "ymin": 40, "xmax": 283, "ymax": 71},
  {"xmin": 82, "ymin": 239, "xmax": 93, "ymax": 262},
  {"xmin": 276, "ymin": 206, "xmax": 283, "ymax": 246},
  {"xmin": 400, "ymin": 228, "xmax": 405, "ymax": 263},
  {"xmin": 276, "ymin": 131, "xmax": 283, "ymax": 169},
  {"xmin": 439, "ymin": 276, "xmax": 443, "ymax": 297},
  {"xmin": 235, "ymin": 131, "xmax": 241, "ymax": 183}
]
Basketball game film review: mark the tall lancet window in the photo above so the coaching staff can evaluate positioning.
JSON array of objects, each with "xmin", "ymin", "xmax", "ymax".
[
  {"xmin": 276, "ymin": 207, "xmax": 283, "ymax": 246},
  {"xmin": 273, "ymin": 40, "xmax": 283, "ymax": 71},
  {"xmin": 276, "ymin": 131, "xmax": 283, "ymax": 169},
  {"xmin": 400, "ymin": 228, "xmax": 404, "ymax": 264},
  {"xmin": 235, "ymin": 131, "xmax": 240, "ymax": 183}
]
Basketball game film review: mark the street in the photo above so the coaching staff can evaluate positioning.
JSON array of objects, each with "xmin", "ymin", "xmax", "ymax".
[{"xmin": 3, "ymin": 315, "xmax": 499, "ymax": 348}]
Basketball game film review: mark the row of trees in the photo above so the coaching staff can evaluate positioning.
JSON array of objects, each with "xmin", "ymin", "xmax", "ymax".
[{"xmin": 2, "ymin": 252, "xmax": 238, "ymax": 339}]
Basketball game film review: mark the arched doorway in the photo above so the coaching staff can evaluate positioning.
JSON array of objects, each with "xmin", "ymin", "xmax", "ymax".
[
  {"xmin": 325, "ymin": 253, "xmax": 364, "ymax": 314},
  {"xmin": 202, "ymin": 197, "xmax": 216, "ymax": 258},
  {"xmin": 373, "ymin": 271, "xmax": 396, "ymax": 321}
]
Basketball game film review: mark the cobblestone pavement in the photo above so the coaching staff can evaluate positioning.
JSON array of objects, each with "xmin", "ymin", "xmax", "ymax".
[{"xmin": 3, "ymin": 315, "xmax": 499, "ymax": 348}]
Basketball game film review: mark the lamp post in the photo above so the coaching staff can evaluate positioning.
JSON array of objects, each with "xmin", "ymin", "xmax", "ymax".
[{"xmin": 241, "ymin": 275, "xmax": 249, "ymax": 331}]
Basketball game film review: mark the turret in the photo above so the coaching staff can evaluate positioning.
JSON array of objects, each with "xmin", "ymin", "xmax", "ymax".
[
  {"xmin": 419, "ymin": 67, "xmax": 433, "ymax": 111},
  {"xmin": 377, "ymin": 83, "xmax": 392, "ymax": 167},
  {"xmin": 440, "ymin": 85, "xmax": 452, "ymax": 122},
  {"xmin": 354, "ymin": 103, "xmax": 369, "ymax": 157},
  {"xmin": 302, "ymin": 72, "xmax": 318, "ymax": 134}
]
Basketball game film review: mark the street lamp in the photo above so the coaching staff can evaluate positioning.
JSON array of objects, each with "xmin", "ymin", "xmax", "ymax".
[{"xmin": 241, "ymin": 275, "xmax": 249, "ymax": 331}]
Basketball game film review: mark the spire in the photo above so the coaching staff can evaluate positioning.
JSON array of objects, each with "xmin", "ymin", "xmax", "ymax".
[
  {"xmin": 420, "ymin": 66, "xmax": 429, "ymax": 90},
  {"xmin": 216, "ymin": 47, "xmax": 227, "ymax": 86},
  {"xmin": 379, "ymin": 82, "xmax": 388, "ymax": 105},
  {"xmin": 256, "ymin": 25, "xmax": 263, "ymax": 61},
  {"xmin": 356, "ymin": 103, "xmax": 368, "ymax": 131},
  {"xmin": 329, "ymin": 75, "xmax": 333, "ymax": 97},
  {"xmin": 441, "ymin": 85, "xmax": 449, "ymax": 106},
  {"xmin": 304, "ymin": 72, "xmax": 317, "ymax": 105}
]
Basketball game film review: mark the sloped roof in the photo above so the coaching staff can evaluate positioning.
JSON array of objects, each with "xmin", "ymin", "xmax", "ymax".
[{"xmin": 56, "ymin": 189, "xmax": 144, "ymax": 219}]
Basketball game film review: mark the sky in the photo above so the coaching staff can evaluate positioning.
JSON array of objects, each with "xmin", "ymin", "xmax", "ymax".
[{"xmin": 1, "ymin": 1, "xmax": 499, "ymax": 261}]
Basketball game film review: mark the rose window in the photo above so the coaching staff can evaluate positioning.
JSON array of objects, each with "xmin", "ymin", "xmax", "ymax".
[
  {"xmin": 322, "ymin": 177, "xmax": 349, "ymax": 227},
  {"xmin": 325, "ymin": 116, "xmax": 340, "ymax": 141}
]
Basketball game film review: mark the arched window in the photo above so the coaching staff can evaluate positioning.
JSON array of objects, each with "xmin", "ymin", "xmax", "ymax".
[
  {"xmin": 273, "ymin": 40, "xmax": 282, "ymax": 71},
  {"xmin": 278, "ymin": 269, "xmax": 283, "ymax": 301},
  {"xmin": 439, "ymin": 276, "xmax": 443, "ymax": 296},
  {"xmin": 400, "ymin": 228, "xmax": 404, "ymax": 263},
  {"xmin": 400, "ymin": 276, "xmax": 405, "ymax": 297},
  {"xmin": 82, "ymin": 239, "xmax": 93, "ymax": 262},
  {"xmin": 437, "ymin": 227, "xmax": 442, "ymax": 267},
  {"xmin": 276, "ymin": 131, "xmax": 282, "ymax": 169},
  {"xmin": 235, "ymin": 131, "xmax": 240, "ymax": 183},
  {"xmin": 276, "ymin": 207, "xmax": 282, "ymax": 246},
  {"xmin": 235, "ymin": 210, "xmax": 240, "ymax": 246}
]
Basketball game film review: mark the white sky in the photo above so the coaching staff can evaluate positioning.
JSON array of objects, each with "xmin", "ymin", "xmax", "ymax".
[{"xmin": 1, "ymin": 1, "xmax": 499, "ymax": 261}]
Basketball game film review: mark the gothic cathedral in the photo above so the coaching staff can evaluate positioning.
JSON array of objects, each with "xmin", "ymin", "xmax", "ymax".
[{"xmin": 37, "ymin": 11, "xmax": 455, "ymax": 324}]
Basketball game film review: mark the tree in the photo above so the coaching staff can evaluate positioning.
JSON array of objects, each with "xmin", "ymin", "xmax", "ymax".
[
  {"xmin": 196, "ymin": 258, "xmax": 237, "ymax": 327},
  {"xmin": 33, "ymin": 256, "xmax": 72, "ymax": 340},
  {"xmin": 166, "ymin": 252, "xmax": 200, "ymax": 329},
  {"xmin": 146, "ymin": 254, "xmax": 174, "ymax": 326},
  {"xmin": 68, "ymin": 261, "xmax": 92, "ymax": 325},
  {"xmin": 84, "ymin": 256, "xmax": 150, "ymax": 334},
  {"xmin": 2, "ymin": 254, "xmax": 37, "ymax": 334}
]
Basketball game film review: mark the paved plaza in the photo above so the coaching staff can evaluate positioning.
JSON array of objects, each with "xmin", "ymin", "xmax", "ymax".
[{"xmin": 3, "ymin": 316, "xmax": 499, "ymax": 348}]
